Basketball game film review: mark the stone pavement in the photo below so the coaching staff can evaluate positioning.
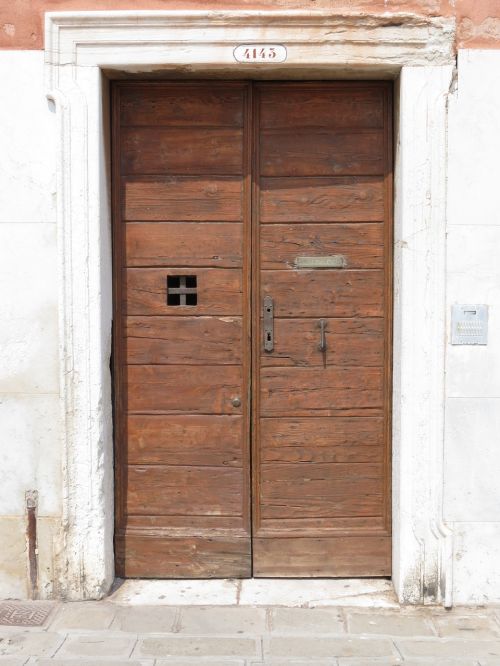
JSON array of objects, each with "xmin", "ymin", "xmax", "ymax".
[{"xmin": 3, "ymin": 600, "xmax": 500, "ymax": 665}]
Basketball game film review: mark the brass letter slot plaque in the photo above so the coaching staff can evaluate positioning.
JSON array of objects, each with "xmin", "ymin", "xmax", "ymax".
[{"xmin": 294, "ymin": 255, "xmax": 347, "ymax": 269}]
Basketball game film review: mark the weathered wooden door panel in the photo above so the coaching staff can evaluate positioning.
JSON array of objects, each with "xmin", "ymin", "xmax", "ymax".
[
  {"xmin": 260, "ymin": 223, "xmax": 384, "ymax": 269},
  {"xmin": 113, "ymin": 82, "xmax": 251, "ymax": 578},
  {"xmin": 253, "ymin": 82, "xmax": 392, "ymax": 577},
  {"xmin": 252, "ymin": 536, "xmax": 391, "ymax": 577},
  {"xmin": 113, "ymin": 81, "xmax": 392, "ymax": 579}
]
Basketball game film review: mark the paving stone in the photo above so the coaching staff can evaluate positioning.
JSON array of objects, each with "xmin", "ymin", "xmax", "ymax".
[
  {"xmin": 249, "ymin": 661, "xmax": 337, "ymax": 665},
  {"xmin": 265, "ymin": 636, "xmax": 396, "ymax": 658},
  {"xmin": 177, "ymin": 607, "xmax": 266, "ymax": 634},
  {"xmin": 337, "ymin": 659, "xmax": 475, "ymax": 666},
  {"xmin": 0, "ymin": 660, "xmax": 29, "ymax": 665},
  {"xmin": 56, "ymin": 635, "xmax": 136, "ymax": 658},
  {"xmin": 270, "ymin": 608, "xmax": 344, "ymax": 634},
  {"xmin": 48, "ymin": 603, "xmax": 116, "ymax": 631},
  {"xmin": 433, "ymin": 613, "xmax": 500, "ymax": 638},
  {"xmin": 397, "ymin": 638, "xmax": 500, "ymax": 658},
  {"xmin": 0, "ymin": 632, "xmax": 63, "ymax": 657},
  {"xmin": 337, "ymin": 660, "xmax": 402, "ymax": 666},
  {"xmin": 135, "ymin": 636, "xmax": 259, "ymax": 658},
  {"xmin": 111, "ymin": 606, "xmax": 177, "ymax": 633},
  {"xmin": 35, "ymin": 661, "xmax": 153, "ymax": 666},
  {"xmin": 345, "ymin": 611, "xmax": 434, "ymax": 636},
  {"xmin": 157, "ymin": 661, "xmax": 245, "ymax": 665}
]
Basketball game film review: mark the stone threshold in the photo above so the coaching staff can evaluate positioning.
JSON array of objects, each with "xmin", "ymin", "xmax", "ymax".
[{"xmin": 109, "ymin": 578, "xmax": 398, "ymax": 608}]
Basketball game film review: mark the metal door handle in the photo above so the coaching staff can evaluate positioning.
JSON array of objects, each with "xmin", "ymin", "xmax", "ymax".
[
  {"xmin": 231, "ymin": 397, "xmax": 241, "ymax": 408},
  {"xmin": 263, "ymin": 296, "xmax": 274, "ymax": 352},
  {"xmin": 318, "ymin": 319, "xmax": 327, "ymax": 353}
]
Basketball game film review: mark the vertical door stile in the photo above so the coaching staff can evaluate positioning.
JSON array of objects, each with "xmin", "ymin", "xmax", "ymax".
[
  {"xmin": 242, "ymin": 82, "xmax": 253, "ymax": 567},
  {"xmin": 383, "ymin": 86, "xmax": 394, "ymax": 538},
  {"xmin": 250, "ymin": 84, "xmax": 261, "ymax": 574}
]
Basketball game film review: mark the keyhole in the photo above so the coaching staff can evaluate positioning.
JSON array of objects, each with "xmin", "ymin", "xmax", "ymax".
[{"xmin": 266, "ymin": 332, "xmax": 272, "ymax": 342}]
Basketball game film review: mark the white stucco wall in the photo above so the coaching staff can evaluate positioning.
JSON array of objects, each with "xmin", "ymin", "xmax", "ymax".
[
  {"xmin": 1, "ymin": 41, "xmax": 500, "ymax": 605},
  {"xmin": 445, "ymin": 49, "xmax": 500, "ymax": 604},
  {"xmin": 0, "ymin": 50, "xmax": 61, "ymax": 599}
]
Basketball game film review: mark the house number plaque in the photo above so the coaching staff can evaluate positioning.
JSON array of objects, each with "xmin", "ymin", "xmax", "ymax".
[{"xmin": 233, "ymin": 44, "xmax": 287, "ymax": 64}]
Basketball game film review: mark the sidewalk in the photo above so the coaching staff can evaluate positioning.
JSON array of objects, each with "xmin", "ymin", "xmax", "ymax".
[{"xmin": 2, "ymin": 597, "xmax": 500, "ymax": 665}]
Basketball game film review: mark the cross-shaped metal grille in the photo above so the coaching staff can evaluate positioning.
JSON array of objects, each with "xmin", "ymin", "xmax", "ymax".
[{"xmin": 167, "ymin": 275, "xmax": 197, "ymax": 306}]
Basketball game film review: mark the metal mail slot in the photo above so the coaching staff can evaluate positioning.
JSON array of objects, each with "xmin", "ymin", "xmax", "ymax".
[{"xmin": 294, "ymin": 255, "xmax": 347, "ymax": 269}]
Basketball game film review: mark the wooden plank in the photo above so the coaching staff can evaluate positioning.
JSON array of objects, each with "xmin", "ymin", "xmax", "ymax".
[
  {"xmin": 120, "ymin": 85, "xmax": 245, "ymax": 127},
  {"xmin": 260, "ymin": 223, "xmax": 384, "ymax": 270},
  {"xmin": 116, "ymin": 532, "xmax": 250, "ymax": 578},
  {"xmin": 256, "ymin": 516, "xmax": 386, "ymax": 536},
  {"xmin": 260, "ymin": 462, "xmax": 384, "ymax": 519},
  {"xmin": 260, "ymin": 417, "xmax": 384, "ymax": 464},
  {"xmin": 260, "ymin": 177, "xmax": 384, "ymax": 223},
  {"xmin": 126, "ymin": 465, "xmax": 244, "ymax": 516},
  {"xmin": 127, "ymin": 415, "xmax": 243, "ymax": 466},
  {"xmin": 121, "ymin": 128, "xmax": 244, "ymax": 175},
  {"xmin": 124, "ymin": 177, "xmax": 243, "ymax": 221},
  {"xmin": 260, "ymin": 130, "xmax": 385, "ymax": 176},
  {"xmin": 260, "ymin": 318, "xmax": 383, "ymax": 367},
  {"xmin": 127, "ymin": 364, "xmax": 243, "ymax": 414},
  {"xmin": 124, "ymin": 268, "xmax": 242, "ymax": 316},
  {"xmin": 125, "ymin": 515, "xmax": 247, "ymax": 529},
  {"xmin": 125, "ymin": 316, "xmax": 243, "ymax": 365},
  {"xmin": 261, "ymin": 270, "xmax": 384, "ymax": 318},
  {"xmin": 259, "ymin": 86, "xmax": 385, "ymax": 129},
  {"xmin": 115, "ymin": 533, "xmax": 251, "ymax": 578},
  {"xmin": 252, "ymin": 536, "xmax": 391, "ymax": 577},
  {"xmin": 260, "ymin": 367, "xmax": 383, "ymax": 416},
  {"xmin": 125, "ymin": 222, "xmax": 243, "ymax": 268}
]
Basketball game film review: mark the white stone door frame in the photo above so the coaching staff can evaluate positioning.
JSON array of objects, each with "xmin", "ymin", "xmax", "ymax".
[{"xmin": 44, "ymin": 10, "xmax": 456, "ymax": 603}]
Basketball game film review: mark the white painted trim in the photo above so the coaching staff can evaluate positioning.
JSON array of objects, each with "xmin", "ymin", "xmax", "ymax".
[{"xmin": 44, "ymin": 10, "xmax": 455, "ymax": 602}]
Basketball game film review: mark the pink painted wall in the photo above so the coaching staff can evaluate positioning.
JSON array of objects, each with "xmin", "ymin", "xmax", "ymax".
[{"xmin": 1, "ymin": 0, "xmax": 500, "ymax": 51}]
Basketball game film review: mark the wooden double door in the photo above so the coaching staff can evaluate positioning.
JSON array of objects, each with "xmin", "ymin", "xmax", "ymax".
[{"xmin": 113, "ymin": 81, "xmax": 393, "ymax": 578}]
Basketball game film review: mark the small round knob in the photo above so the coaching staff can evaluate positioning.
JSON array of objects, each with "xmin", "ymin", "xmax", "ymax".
[{"xmin": 231, "ymin": 397, "xmax": 241, "ymax": 408}]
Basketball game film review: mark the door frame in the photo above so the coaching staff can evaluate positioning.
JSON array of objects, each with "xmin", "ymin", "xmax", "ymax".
[{"xmin": 44, "ymin": 9, "xmax": 455, "ymax": 604}]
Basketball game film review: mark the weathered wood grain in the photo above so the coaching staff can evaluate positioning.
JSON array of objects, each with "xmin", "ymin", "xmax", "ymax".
[
  {"xmin": 127, "ymin": 414, "xmax": 243, "ymax": 466},
  {"xmin": 121, "ymin": 127, "xmax": 244, "ymax": 175},
  {"xmin": 127, "ymin": 364, "xmax": 243, "ymax": 414},
  {"xmin": 125, "ymin": 316, "xmax": 243, "ymax": 365},
  {"xmin": 125, "ymin": 222, "xmax": 243, "ymax": 268},
  {"xmin": 260, "ymin": 462, "xmax": 384, "ymax": 519},
  {"xmin": 261, "ymin": 270, "xmax": 384, "ymax": 318},
  {"xmin": 259, "ymin": 318, "xmax": 384, "ymax": 367},
  {"xmin": 252, "ymin": 536, "xmax": 391, "ymax": 577},
  {"xmin": 260, "ymin": 129, "xmax": 385, "ymax": 176},
  {"xmin": 114, "ymin": 81, "xmax": 392, "ymax": 579},
  {"xmin": 260, "ymin": 223, "xmax": 384, "ymax": 269},
  {"xmin": 256, "ymin": 515, "xmax": 386, "ymax": 536},
  {"xmin": 116, "ymin": 533, "xmax": 251, "ymax": 578},
  {"xmin": 260, "ymin": 366, "xmax": 383, "ymax": 416},
  {"xmin": 260, "ymin": 417, "xmax": 384, "ymax": 464},
  {"xmin": 259, "ymin": 86, "xmax": 384, "ymax": 129},
  {"xmin": 260, "ymin": 177, "xmax": 385, "ymax": 223},
  {"xmin": 124, "ymin": 177, "xmax": 243, "ymax": 221},
  {"xmin": 126, "ymin": 464, "xmax": 245, "ymax": 516},
  {"xmin": 125, "ymin": 268, "xmax": 242, "ymax": 316},
  {"xmin": 119, "ymin": 85, "xmax": 245, "ymax": 127}
]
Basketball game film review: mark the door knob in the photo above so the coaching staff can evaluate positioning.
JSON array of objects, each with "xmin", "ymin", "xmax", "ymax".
[{"xmin": 231, "ymin": 397, "xmax": 241, "ymax": 408}]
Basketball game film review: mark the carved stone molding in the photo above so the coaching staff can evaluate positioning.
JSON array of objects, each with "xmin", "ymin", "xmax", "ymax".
[{"xmin": 44, "ymin": 10, "xmax": 454, "ymax": 602}]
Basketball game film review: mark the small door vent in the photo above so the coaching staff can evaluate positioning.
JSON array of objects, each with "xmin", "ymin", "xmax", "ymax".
[{"xmin": 167, "ymin": 275, "xmax": 197, "ymax": 306}]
